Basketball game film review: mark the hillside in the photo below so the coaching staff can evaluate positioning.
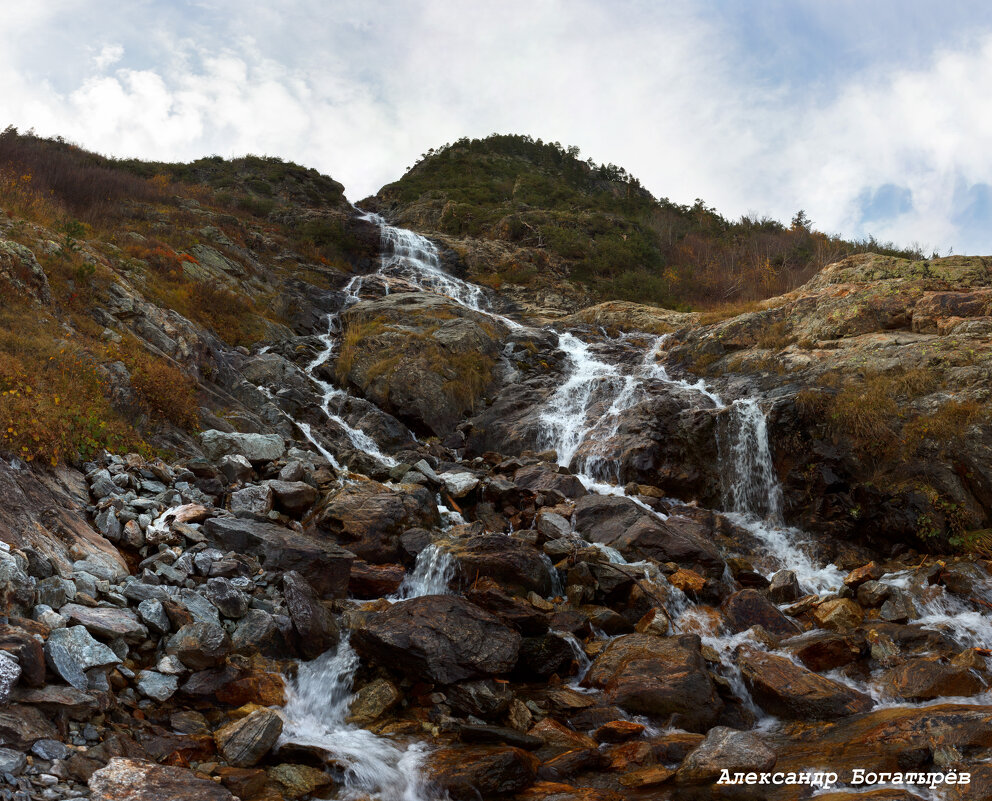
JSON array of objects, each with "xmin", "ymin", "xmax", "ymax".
[
  {"xmin": 370, "ymin": 133, "xmax": 924, "ymax": 312},
  {"xmin": 2, "ymin": 127, "xmax": 992, "ymax": 801}
]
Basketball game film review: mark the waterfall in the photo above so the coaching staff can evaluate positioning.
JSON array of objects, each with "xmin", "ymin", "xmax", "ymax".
[
  {"xmin": 279, "ymin": 638, "xmax": 438, "ymax": 801},
  {"xmin": 395, "ymin": 544, "xmax": 456, "ymax": 599},
  {"xmin": 719, "ymin": 398, "xmax": 784, "ymax": 522}
]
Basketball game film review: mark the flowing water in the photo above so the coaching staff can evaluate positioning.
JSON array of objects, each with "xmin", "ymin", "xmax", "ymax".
[
  {"xmin": 395, "ymin": 543, "xmax": 457, "ymax": 599},
  {"xmin": 279, "ymin": 638, "xmax": 438, "ymax": 801}
]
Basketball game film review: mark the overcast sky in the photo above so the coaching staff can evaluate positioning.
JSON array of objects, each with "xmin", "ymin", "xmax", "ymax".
[{"xmin": 3, "ymin": 0, "xmax": 992, "ymax": 254}]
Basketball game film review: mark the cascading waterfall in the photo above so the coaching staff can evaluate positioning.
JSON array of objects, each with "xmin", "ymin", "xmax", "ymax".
[
  {"xmin": 395, "ymin": 543, "xmax": 456, "ymax": 599},
  {"xmin": 279, "ymin": 638, "xmax": 437, "ymax": 801},
  {"xmin": 719, "ymin": 399, "xmax": 784, "ymax": 522}
]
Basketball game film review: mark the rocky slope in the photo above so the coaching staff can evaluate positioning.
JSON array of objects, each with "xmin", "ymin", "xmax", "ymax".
[{"xmin": 1, "ymin": 131, "xmax": 991, "ymax": 801}]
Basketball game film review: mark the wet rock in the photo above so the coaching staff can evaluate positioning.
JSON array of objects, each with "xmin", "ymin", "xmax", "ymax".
[
  {"xmin": 429, "ymin": 745, "xmax": 538, "ymax": 800},
  {"xmin": 572, "ymin": 495, "xmax": 643, "ymax": 544},
  {"xmin": 315, "ymin": 480, "xmax": 440, "ymax": 563},
  {"xmin": 880, "ymin": 589, "xmax": 918, "ymax": 623},
  {"xmin": 89, "ymin": 757, "xmax": 236, "ymax": 801},
  {"xmin": 205, "ymin": 577, "xmax": 250, "ymax": 619},
  {"xmin": 348, "ymin": 561, "xmax": 406, "ymax": 598},
  {"xmin": 466, "ymin": 578, "xmax": 549, "ymax": 634},
  {"xmin": 460, "ymin": 724, "xmax": 543, "ymax": 750},
  {"xmin": 137, "ymin": 670, "xmax": 179, "ymax": 702},
  {"xmin": 614, "ymin": 515, "xmax": 725, "ymax": 576},
  {"xmin": 450, "ymin": 535, "xmax": 553, "ymax": 595},
  {"xmin": 584, "ymin": 633, "xmax": 722, "ymax": 732},
  {"xmin": 782, "ymin": 630, "xmax": 864, "ymax": 672},
  {"xmin": 768, "ymin": 570, "xmax": 802, "ymax": 603},
  {"xmin": 528, "ymin": 718, "xmax": 599, "ymax": 750},
  {"xmin": 352, "ymin": 595, "xmax": 522, "ymax": 684},
  {"xmin": 283, "ymin": 570, "xmax": 339, "ymax": 659},
  {"xmin": 268, "ymin": 763, "xmax": 332, "ymax": 798},
  {"xmin": 594, "ymin": 720, "xmax": 645, "ymax": 743},
  {"xmin": 739, "ymin": 647, "xmax": 873, "ymax": 720},
  {"xmin": 447, "ymin": 679, "xmax": 513, "ymax": 718},
  {"xmin": 441, "ymin": 472, "xmax": 480, "ymax": 498},
  {"xmin": 722, "ymin": 589, "xmax": 801, "ymax": 637},
  {"xmin": 44, "ymin": 625, "xmax": 121, "ymax": 691},
  {"xmin": 813, "ymin": 598, "xmax": 865, "ymax": 631},
  {"xmin": 214, "ymin": 707, "xmax": 283, "ymax": 767},
  {"xmin": 881, "ymin": 658, "xmax": 987, "ymax": 701},
  {"xmin": 166, "ymin": 622, "xmax": 232, "ymax": 670},
  {"xmin": 60, "ymin": 603, "xmax": 148, "ymax": 642},
  {"xmin": 204, "ymin": 516, "xmax": 355, "ymax": 598},
  {"xmin": 857, "ymin": 579, "xmax": 891, "ymax": 607},
  {"xmin": 231, "ymin": 609, "xmax": 286, "ymax": 656},
  {"xmin": 230, "ymin": 484, "xmax": 274, "ymax": 519},
  {"xmin": 199, "ymin": 430, "xmax": 286, "ymax": 463},
  {"xmin": 675, "ymin": 726, "xmax": 776, "ymax": 784},
  {"xmin": 347, "ymin": 677, "xmax": 401, "ymax": 725},
  {"xmin": 268, "ymin": 479, "xmax": 319, "ymax": 516},
  {"xmin": 513, "ymin": 463, "xmax": 586, "ymax": 500},
  {"xmin": 844, "ymin": 562, "xmax": 885, "ymax": 588},
  {"xmin": 518, "ymin": 634, "xmax": 577, "ymax": 678},
  {"xmin": 215, "ymin": 767, "xmax": 267, "ymax": 799}
]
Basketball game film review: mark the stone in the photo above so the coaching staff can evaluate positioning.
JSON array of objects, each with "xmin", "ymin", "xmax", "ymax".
[
  {"xmin": 844, "ymin": 561, "xmax": 885, "ymax": 588},
  {"xmin": 44, "ymin": 625, "xmax": 120, "ymax": 691},
  {"xmin": 214, "ymin": 708, "xmax": 283, "ymax": 768},
  {"xmin": 459, "ymin": 724, "xmax": 543, "ymax": 750},
  {"xmin": 205, "ymin": 577, "xmax": 250, "ymax": 619},
  {"xmin": 429, "ymin": 745, "xmax": 538, "ymax": 800},
  {"xmin": 348, "ymin": 561, "xmax": 406, "ymax": 598},
  {"xmin": 199, "ymin": 430, "xmax": 286, "ymax": 463},
  {"xmin": 347, "ymin": 678, "xmax": 402, "ymax": 725},
  {"xmin": 0, "ymin": 651, "xmax": 22, "ymax": 703},
  {"xmin": 36, "ymin": 576, "xmax": 75, "ymax": 609},
  {"xmin": 353, "ymin": 595, "xmax": 521, "ymax": 684},
  {"xmin": 267, "ymin": 480, "xmax": 319, "ymax": 517},
  {"xmin": 0, "ymin": 703, "xmax": 57, "ymax": 747},
  {"xmin": 447, "ymin": 679, "xmax": 514, "ymax": 719},
  {"xmin": 137, "ymin": 599, "xmax": 171, "ymax": 635},
  {"xmin": 536, "ymin": 511, "xmax": 572, "ymax": 541},
  {"xmin": 813, "ymin": 598, "xmax": 865, "ymax": 631},
  {"xmin": 232, "ymin": 609, "xmax": 286, "ymax": 656},
  {"xmin": 136, "ymin": 670, "xmax": 179, "ymax": 702},
  {"xmin": 857, "ymin": 579, "xmax": 891, "ymax": 607},
  {"xmin": 283, "ymin": 571, "xmax": 339, "ymax": 659},
  {"xmin": 31, "ymin": 739, "xmax": 70, "ymax": 761},
  {"xmin": 315, "ymin": 480, "xmax": 440, "ymax": 563},
  {"xmin": 739, "ymin": 647, "xmax": 873, "ymax": 720},
  {"xmin": 768, "ymin": 570, "xmax": 802, "ymax": 603},
  {"xmin": 518, "ymin": 634, "xmax": 576, "ymax": 678},
  {"xmin": 722, "ymin": 589, "xmax": 801, "ymax": 637},
  {"xmin": 268, "ymin": 763, "xmax": 332, "ymax": 798},
  {"xmin": 441, "ymin": 472, "xmax": 480, "ymax": 498},
  {"xmin": 218, "ymin": 454, "xmax": 253, "ymax": 484},
  {"xmin": 880, "ymin": 589, "xmax": 918, "ymax": 623},
  {"xmin": 204, "ymin": 517, "xmax": 355, "ymax": 598},
  {"xmin": 881, "ymin": 658, "xmax": 987, "ymax": 701},
  {"xmin": 583, "ymin": 634, "xmax": 722, "ymax": 732},
  {"xmin": 89, "ymin": 757, "xmax": 236, "ymax": 801},
  {"xmin": 675, "ymin": 726, "xmax": 776, "ymax": 783},
  {"xmin": 527, "ymin": 718, "xmax": 598, "ymax": 751},
  {"xmin": 166, "ymin": 622, "xmax": 232, "ymax": 670},
  {"xmin": 782, "ymin": 630, "xmax": 864, "ymax": 672},
  {"xmin": 449, "ymin": 535, "xmax": 553, "ymax": 595},
  {"xmin": 0, "ymin": 746, "xmax": 26, "ymax": 774},
  {"xmin": 230, "ymin": 484, "xmax": 274, "ymax": 519},
  {"xmin": 60, "ymin": 603, "xmax": 148, "ymax": 642},
  {"xmin": 594, "ymin": 720, "xmax": 645, "ymax": 743}
]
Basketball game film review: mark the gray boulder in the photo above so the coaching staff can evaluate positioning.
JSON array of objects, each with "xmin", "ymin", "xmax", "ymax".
[
  {"xmin": 199, "ymin": 430, "xmax": 286, "ymax": 463},
  {"xmin": 45, "ymin": 625, "xmax": 121, "ymax": 691}
]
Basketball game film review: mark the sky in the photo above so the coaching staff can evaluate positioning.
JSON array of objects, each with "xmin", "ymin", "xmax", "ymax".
[{"xmin": 3, "ymin": 0, "xmax": 992, "ymax": 254}]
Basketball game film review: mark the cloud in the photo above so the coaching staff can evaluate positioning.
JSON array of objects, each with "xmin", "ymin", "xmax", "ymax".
[{"xmin": 0, "ymin": 1, "xmax": 991, "ymax": 253}]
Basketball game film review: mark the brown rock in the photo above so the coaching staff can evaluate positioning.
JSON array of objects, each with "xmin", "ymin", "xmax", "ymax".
[
  {"xmin": 267, "ymin": 480, "xmax": 319, "ymax": 517},
  {"xmin": 739, "ymin": 647, "xmax": 873, "ymax": 720},
  {"xmin": 352, "ymin": 595, "xmax": 521, "ymax": 684},
  {"xmin": 89, "ymin": 757, "xmax": 235, "ymax": 801},
  {"xmin": 283, "ymin": 570, "xmax": 339, "ymax": 659},
  {"xmin": 583, "ymin": 633, "xmax": 722, "ymax": 732},
  {"xmin": 881, "ymin": 658, "xmax": 987, "ymax": 701},
  {"xmin": 593, "ymin": 720, "xmax": 645, "ymax": 744},
  {"xmin": 844, "ymin": 562, "xmax": 885, "ymax": 588},
  {"xmin": 618, "ymin": 765, "xmax": 674, "ymax": 787},
  {"xmin": 215, "ymin": 671, "xmax": 286, "ymax": 707},
  {"xmin": 0, "ymin": 624, "xmax": 45, "ymax": 687},
  {"xmin": 527, "ymin": 719, "xmax": 598, "ymax": 751},
  {"xmin": 450, "ymin": 534, "xmax": 553, "ymax": 595},
  {"xmin": 215, "ymin": 767, "xmax": 267, "ymax": 800},
  {"xmin": 668, "ymin": 567, "xmax": 707, "ymax": 593},
  {"xmin": 348, "ymin": 561, "xmax": 405, "ymax": 598},
  {"xmin": 722, "ymin": 589, "xmax": 800, "ymax": 637},
  {"xmin": 814, "ymin": 597, "xmax": 865, "ymax": 631},
  {"xmin": 214, "ymin": 708, "xmax": 283, "ymax": 768},
  {"xmin": 347, "ymin": 677, "xmax": 402, "ymax": 725},
  {"xmin": 267, "ymin": 763, "xmax": 331, "ymax": 798},
  {"xmin": 674, "ymin": 725, "xmax": 776, "ymax": 784},
  {"xmin": 429, "ymin": 745, "xmax": 538, "ymax": 800},
  {"xmin": 782, "ymin": 630, "xmax": 864, "ymax": 672}
]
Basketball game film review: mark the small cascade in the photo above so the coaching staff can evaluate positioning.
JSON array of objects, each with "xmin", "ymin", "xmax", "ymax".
[
  {"xmin": 553, "ymin": 630, "xmax": 593, "ymax": 683},
  {"xmin": 395, "ymin": 544, "xmax": 456, "ymax": 600},
  {"xmin": 718, "ymin": 399, "xmax": 784, "ymax": 523},
  {"xmin": 540, "ymin": 553, "xmax": 565, "ymax": 599},
  {"xmin": 279, "ymin": 638, "xmax": 437, "ymax": 800}
]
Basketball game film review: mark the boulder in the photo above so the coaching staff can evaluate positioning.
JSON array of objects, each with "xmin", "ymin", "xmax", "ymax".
[
  {"xmin": 44, "ymin": 625, "xmax": 120, "ymax": 691},
  {"xmin": 722, "ymin": 589, "xmax": 801, "ymax": 637},
  {"xmin": 513, "ymin": 463, "xmax": 586, "ymax": 500},
  {"xmin": 0, "ymin": 624, "xmax": 45, "ymax": 687},
  {"xmin": 880, "ymin": 658, "xmax": 987, "ymax": 701},
  {"xmin": 214, "ymin": 708, "xmax": 283, "ymax": 768},
  {"xmin": 675, "ymin": 726, "xmax": 776, "ymax": 784},
  {"xmin": 572, "ymin": 495, "xmax": 643, "ymax": 544},
  {"xmin": 739, "ymin": 647, "xmax": 873, "ymax": 720},
  {"xmin": 205, "ymin": 578, "xmax": 250, "ymax": 619},
  {"xmin": 352, "ymin": 595, "xmax": 521, "ymax": 684},
  {"xmin": 781, "ymin": 630, "xmax": 864, "ymax": 672},
  {"xmin": 229, "ymin": 484, "xmax": 274, "ymax": 519},
  {"xmin": 429, "ymin": 745, "xmax": 538, "ymax": 800},
  {"xmin": 60, "ymin": 603, "xmax": 148, "ymax": 643},
  {"xmin": 583, "ymin": 634, "xmax": 722, "ymax": 732},
  {"xmin": 768, "ymin": 570, "xmax": 802, "ymax": 603},
  {"xmin": 315, "ymin": 480, "xmax": 440, "ymax": 563},
  {"xmin": 347, "ymin": 678, "xmax": 402, "ymax": 725},
  {"xmin": 89, "ymin": 757, "xmax": 236, "ymax": 801},
  {"xmin": 203, "ymin": 517, "xmax": 354, "ymax": 598},
  {"xmin": 267, "ymin": 480, "xmax": 319, "ymax": 516},
  {"xmin": 283, "ymin": 570, "xmax": 339, "ymax": 658},
  {"xmin": 166, "ymin": 622, "xmax": 232, "ymax": 670},
  {"xmin": 199, "ymin": 431, "xmax": 286, "ymax": 463},
  {"xmin": 813, "ymin": 598, "xmax": 865, "ymax": 631},
  {"xmin": 137, "ymin": 670, "xmax": 179, "ymax": 702},
  {"xmin": 449, "ymin": 535, "xmax": 553, "ymax": 595}
]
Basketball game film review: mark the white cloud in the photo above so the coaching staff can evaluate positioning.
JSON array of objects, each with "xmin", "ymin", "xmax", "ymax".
[{"xmin": 0, "ymin": 0, "xmax": 991, "ymax": 252}]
